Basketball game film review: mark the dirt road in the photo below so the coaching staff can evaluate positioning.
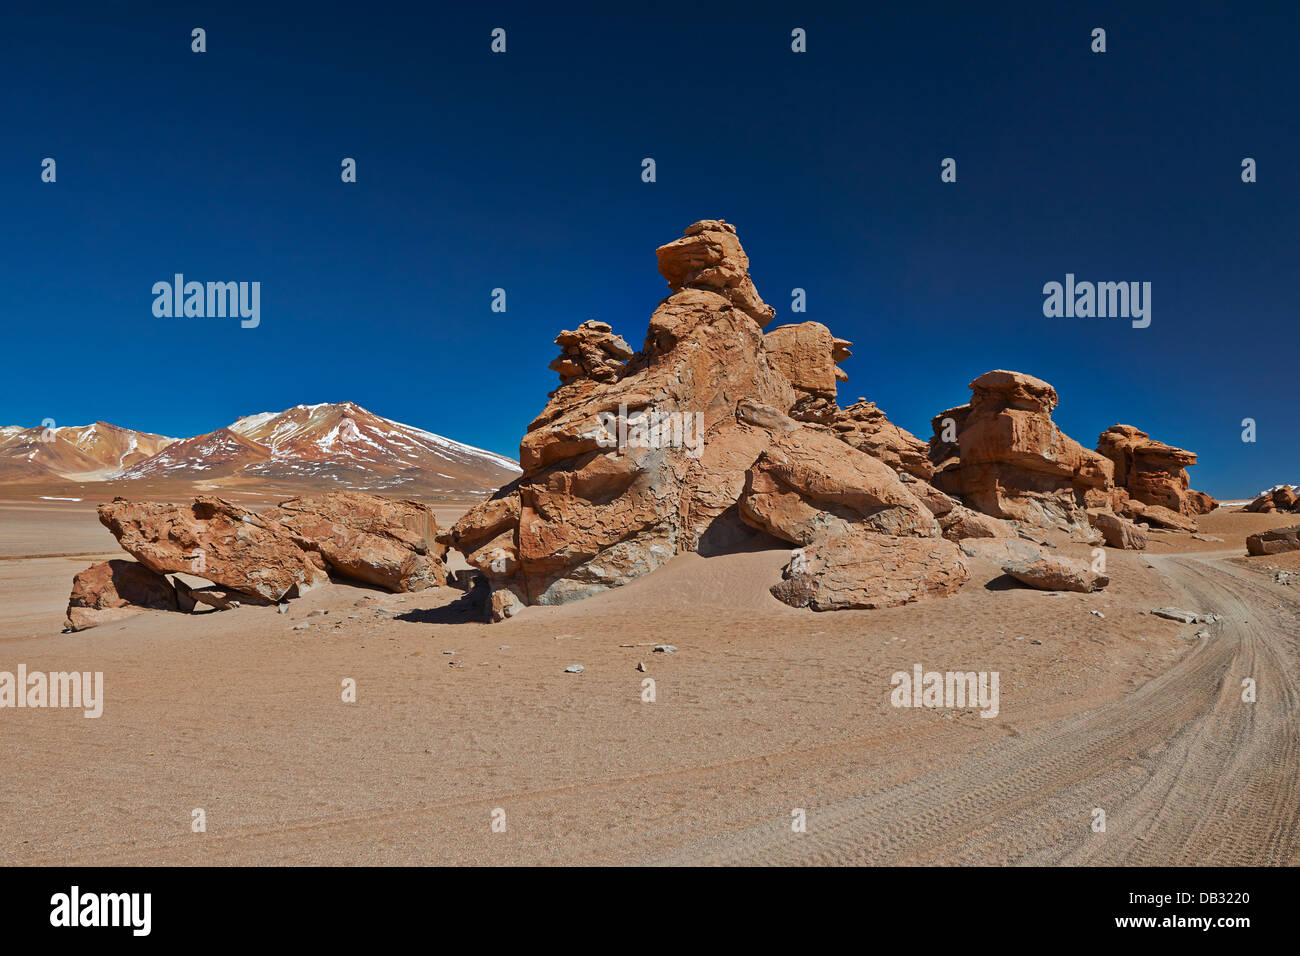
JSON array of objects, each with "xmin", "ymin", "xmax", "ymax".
[{"xmin": 652, "ymin": 552, "xmax": 1300, "ymax": 865}]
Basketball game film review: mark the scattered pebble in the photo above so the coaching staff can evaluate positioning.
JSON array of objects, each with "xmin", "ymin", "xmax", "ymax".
[
  {"xmin": 499, "ymin": 645, "xmax": 510, "ymax": 651},
  {"xmin": 292, "ymin": 621, "xmax": 310, "ymax": 631},
  {"xmin": 564, "ymin": 664, "xmax": 584, "ymax": 674},
  {"xmin": 1089, "ymin": 610, "xmax": 1105, "ymax": 618},
  {"xmin": 636, "ymin": 662, "xmax": 646, "ymax": 672},
  {"xmin": 308, "ymin": 609, "xmax": 329, "ymax": 617},
  {"xmin": 277, "ymin": 603, "xmax": 289, "ymax": 615},
  {"xmin": 653, "ymin": 645, "xmax": 677, "ymax": 654},
  {"xmin": 1029, "ymin": 639, "xmax": 1042, "ymax": 645},
  {"xmin": 443, "ymin": 650, "xmax": 457, "ymax": 655}
]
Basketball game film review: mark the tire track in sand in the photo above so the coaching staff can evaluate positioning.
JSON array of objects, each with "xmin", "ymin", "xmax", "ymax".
[{"xmin": 650, "ymin": 552, "xmax": 1300, "ymax": 865}]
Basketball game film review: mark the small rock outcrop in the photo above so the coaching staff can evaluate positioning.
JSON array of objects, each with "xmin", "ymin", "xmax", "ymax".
[
  {"xmin": 1119, "ymin": 499, "xmax": 1198, "ymax": 532},
  {"xmin": 88, "ymin": 492, "xmax": 448, "ymax": 620},
  {"xmin": 1245, "ymin": 485, "xmax": 1299, "ymax": 513},
  {"xmin": 1097, "ymin": 424, "xmax": 1218, "ymax": 517},
  {"xmin": 66, "ymin": 559, "xmax": 178, "ymax": 631},
  {"xmin": 1246, "ymin": 525, "xmax": 1300, "ymax": 556},
  {"xmin": 830, "ymin": 399, "xmax": 934, "ymax": 480},
  {"xmin": 929, "ymin": 371, "xmax": 1114, "ymax": 533},
  {"xmin": 549, "ymin": 320, "xmax": 635, "ymax": 386}
]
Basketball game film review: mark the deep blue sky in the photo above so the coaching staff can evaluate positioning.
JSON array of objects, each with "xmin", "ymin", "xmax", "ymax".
[{"xmin": 2, "ymin": 2, "xmax": 1296, "ymax": 497}]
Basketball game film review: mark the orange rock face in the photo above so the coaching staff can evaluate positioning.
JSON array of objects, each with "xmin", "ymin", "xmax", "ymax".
[
  {"xmin": 1245, "ymin": 485, "xmax": 1298, "ymax": 514},
  {"xmin": 98, "ymin": 496, "xmax": 330, "ymax": 602},
  {"xmin": 1246, "ymin": 525, "xmax": 1300, "ymax": 555},
  {"xmin": 549, "ymin": 320, "xmax": 635, "ymax": 386},
  {"xmin": 737, "ymin": 418, "xmax": 940, "ymax": 544},
  {"xmin": 444, "ymin": 220, "xmax": 970, "ymax": 618},
  {"xmin": 66, "ymin": 559, "xmax": 179, "ymax": 631},
  {"xmin": 831, "ymin": 399, "xmax": 934, "ymax": 480},
  {"xmin": 771, "ymin": 534, "xmax": 970, "ymax": 611},
  {"xmin": 273, "ymin": 492, "xmax": 448, "ymax": 592},
  {"xmin": 1097, "ymin": 424, "xmax": 1217, "ymax": 517},
  {"xmin": 929, "ymin": 371, "xmax": 1114, "ymax": 533}
]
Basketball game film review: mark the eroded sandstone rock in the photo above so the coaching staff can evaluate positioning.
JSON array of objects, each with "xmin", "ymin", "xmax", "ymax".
[
  {"xmin": 1097, "ymin": 424, "xmax": 1217, "ymax": 517},
  {"xmin": 928, "ymin": 371, "xmax": 1115, "ymax": 533},
  {"xmin": 1088, "ymin": 510, "xmax": 1149, "ymax": 550},
  {"xmin": 549, "ymin": 320, "xmax": 635, "ymax": 386},
  {"xmin": 272, "ymin": 492, "xmax": 448, "ymax": 592},
  {"xmin": 445, "ymin": 221, "xmax": 968, "ymax": 619},
  {"xmin": 1001, "ymin": 555, "xmax": 1109, "ymax": 592},
  {"xmin": 1245, "ymin": 485, "xmax": 1299, "ymax": 514},
  {"xmin": 98, "ymin": 496, "xmax": 329, "ymax": 602},
  {"xmin": 1246, "ymin": 525, "xmax": 1300, "ymax": 556},
  {"xmin": 770, "ymin": 534, "xmax": 970, "ymax": 611},
  {"xmin": 65, "ymin": 559, "xmax": 178, "ymax": 631},
  {"xmin": 831, "ymin": 400, "xmax": 934, "ymax": 480}
]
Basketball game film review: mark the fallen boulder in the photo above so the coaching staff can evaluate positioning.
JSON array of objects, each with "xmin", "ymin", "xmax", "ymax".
[
  {"xmin": 1246, "ymin": 525, "xmax": 1300, "ymax": 556},
  {"xmin": 1001, "ymin": 555, "xmax": 1109, "ymax": 592},
  {"xmin": 771, "ymin": 534, "xmax": 970, "ymax": 611},
  {"xmin": 98, "ymin": 496, "xmax": 329, "ymax": 602},
  {"xmin": 66, "ymin": 559, "xmax": 178, "ymax": 631},
  {"xmin": 1088, "ymin": 510, "xmax": 1149, "ymax": 550},
  {"xmin": 272, "ymin": 492, "xmax": 448, "ymax": 592}
]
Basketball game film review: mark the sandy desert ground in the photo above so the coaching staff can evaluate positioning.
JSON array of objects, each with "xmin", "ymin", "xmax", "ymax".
[{"xmin": 1, "ymin": 497, "xmax": 1297, "ymax": 865}]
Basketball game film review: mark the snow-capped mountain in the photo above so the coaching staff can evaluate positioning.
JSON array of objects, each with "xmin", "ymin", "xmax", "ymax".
[
  {"xmin": 0, "ymin": 403, "xmax": 520, "ymax": 497},
  {"xmin": 0, "ymin": 421, "xmax": 177, "ymax": 481}
]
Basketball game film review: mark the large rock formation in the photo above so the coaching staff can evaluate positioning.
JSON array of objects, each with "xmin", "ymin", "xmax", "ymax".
[
  {"xmin": 94, "ymin": 491, "xmax": 447, "ymax": 606},
  {"xmin": 443, "ymin": 220, "xmax": 970, "ymax": 618},
  {"xmin": 273, "ymin": 492, "xmax": 448, "ymax": 592},
  {"xmin": 99, "ymin": 497, "xmax": 329, "ymax": 602},
  {"xmin": 928, "ymin": 371, "xmax": 1114, "ymax": 533},
  {"xmin": 1097, "ymin": 424, "xmax": 1218, "ymax": 517}
]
